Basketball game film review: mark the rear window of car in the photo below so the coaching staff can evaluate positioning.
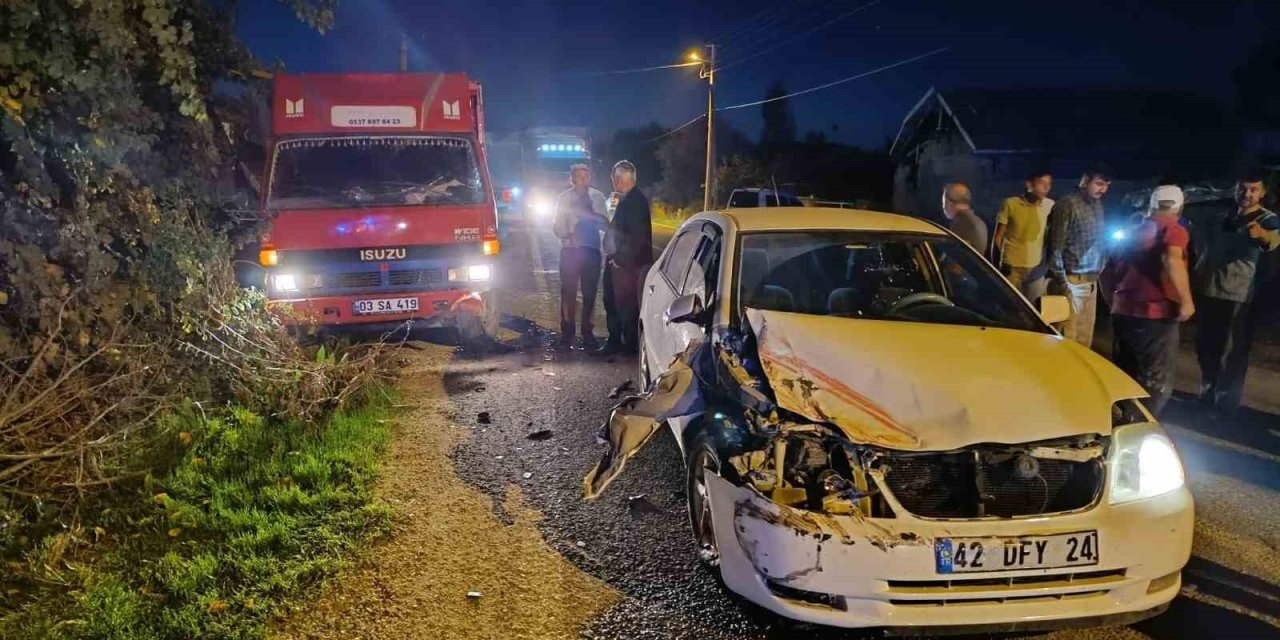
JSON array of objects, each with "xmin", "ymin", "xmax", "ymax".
[{"xmin": 728, "ymin": 191, "xmax": 759, "ymax": 208}]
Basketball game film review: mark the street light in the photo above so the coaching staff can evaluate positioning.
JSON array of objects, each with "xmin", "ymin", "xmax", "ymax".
[{"xmin": 687, "ymin": 50, "xmax": 701, "ymax": 62}]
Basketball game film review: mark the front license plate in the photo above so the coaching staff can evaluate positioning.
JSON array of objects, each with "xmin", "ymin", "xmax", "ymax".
[
  {"xmin": 935, "ymin": 530, "xmax": 1099, "ymax": 573},
  {"xmin": 352, "ymin": 297, "xmax": 420, "ymax": 315}
]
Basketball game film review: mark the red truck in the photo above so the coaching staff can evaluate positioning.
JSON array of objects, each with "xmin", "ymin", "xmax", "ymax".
[{"xmin": 256, "ymin": 72, "xmax": 501, "ymax": 343}]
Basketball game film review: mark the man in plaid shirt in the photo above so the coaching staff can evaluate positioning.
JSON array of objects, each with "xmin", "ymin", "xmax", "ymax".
[{"xmin": 1047, "ymin": 167, "xmax": 1113, "ymax": 348}]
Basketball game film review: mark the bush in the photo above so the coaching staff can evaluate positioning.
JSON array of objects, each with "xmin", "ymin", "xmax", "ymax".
[{"xmin": 0, "ymin": 1, "xmax": 397, "ymax": 631}]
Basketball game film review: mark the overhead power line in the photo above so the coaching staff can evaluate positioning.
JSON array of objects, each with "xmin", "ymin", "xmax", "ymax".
[
  {"xmin": 644, "ymin": 114, "xmax": 708, "ymax": 142},
  {"xmin": 716, "ymin": 47, "xmax": 950, "ymax": 111},
  {"xmin": 717, "ymin": 0, "xmax": 852, "ymax": 57},
  {"xmin": 717, "ymin": 0, "xmax": 883, "ymax": 73},
  {"xmin": 563, "ymin": 60, "xmax": 701, "ymax": 77}
]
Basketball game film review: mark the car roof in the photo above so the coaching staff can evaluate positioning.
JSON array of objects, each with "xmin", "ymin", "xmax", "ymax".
[{"xmin": 700, "ymin": 207, "xmax": 947, "ymax": 234}]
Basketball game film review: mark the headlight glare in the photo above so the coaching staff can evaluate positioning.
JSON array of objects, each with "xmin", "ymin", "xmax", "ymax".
[
  {"xmin": 273, "ymin": 273, "xmax": 299, "ymax": 292},
  {"xmin": 1109, "ymin": 425, "xmax": 1184, "ymax": 504},
  {"xmin": 467, "ymin": 265, "xmax": 492, "ymax": 281}
]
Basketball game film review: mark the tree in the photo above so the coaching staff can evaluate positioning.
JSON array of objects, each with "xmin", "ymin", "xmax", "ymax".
[
  {"xmin": 0, "ymin": 0, "xmax": 349, "ymax": 511},
  {"xmin": 597, "ymin": 122, "xmax": 667, "ymax": 188},
  {"xmin": 761, "ymin": 81, "xmax": 796, "ymax": 154},
  {"xmin": 653, "ymin": 125, "xmax": 706, "ymax": 208}
]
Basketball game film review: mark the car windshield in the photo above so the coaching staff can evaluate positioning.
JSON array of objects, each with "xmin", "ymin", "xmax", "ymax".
[
  {"xmin": 737, "ymin": 231, "xmax": 1047, "ymax": 332},
  {"xmin": 267, "ymin": 136, "xmax": 486, "ymax": 210}
]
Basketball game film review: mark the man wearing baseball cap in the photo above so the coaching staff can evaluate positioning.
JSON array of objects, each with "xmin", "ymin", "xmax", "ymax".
[
  {"xmin": 1101, "ymin": 185, "xmax": 1195, "ymax": 416},
  {"xmin": 1188, "ymin": 171, "xmax": 1280, "ymax": 414}
]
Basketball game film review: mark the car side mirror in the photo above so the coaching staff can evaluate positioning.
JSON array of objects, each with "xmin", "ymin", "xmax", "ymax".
[
  {"xmin": 665, "ymin": 293, "xmax": 706, "ymax": 325},
  {"xmin": 1039, "ymin": 295, "xmax": 1071, "ymax": 325}
]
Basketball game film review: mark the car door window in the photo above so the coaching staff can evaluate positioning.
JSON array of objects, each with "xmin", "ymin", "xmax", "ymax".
[
  {"xmin": 661, "ymin": 231, "xmax": 702, "ymax": 286},
  {"xmin": 728, "ymin": 191, "xmax": 758, "ymax": 208},
  {"xmin": 681, "ymin": 233, "xmax": 720, "ymax": 303}
]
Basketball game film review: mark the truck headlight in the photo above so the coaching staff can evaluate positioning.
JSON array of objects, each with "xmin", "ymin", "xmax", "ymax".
[
  {"xmin": 273, "ymin": 273, "xmax": 299, "ymax": 292},
  {"xmin": 448, "ymin": 265, "xmax": 493, "ymax": 282},
  {"xmin": 1109, "ymin": 424, "xmax": 1185, "ymax": 504},
  {"xmin": 467, "ymin": 265, "xmax": 492, "ymax": 281}
]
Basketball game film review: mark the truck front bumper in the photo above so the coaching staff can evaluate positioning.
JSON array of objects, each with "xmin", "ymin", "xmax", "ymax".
[{"xmin": 269, "ymin": 288, "xmax": 493, "ymax": 328}]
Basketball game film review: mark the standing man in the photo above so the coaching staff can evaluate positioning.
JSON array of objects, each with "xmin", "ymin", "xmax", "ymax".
[
  {"xmin": 1102, "ymin": 186, "xmax": 1195, "ymax": 416},
  {"xmin": 1046, "ymin": 167, "xmax": 1113, "ymax": 348},
  {"xmin": 1190, "ymin": 172, "xmax": 1280, "ymax": 414},
  {"xmin": 941, "ymin": 182, "xmax": 988, "ymax": 252},
  {"xmin": 598, "ymin": 160, "xmax": 652, "ymax": 356},
  {"xmin": 992, "ymin": 171, "xmax": 1054, "ymax": 301},
  {"xmin": 552, "ymin": 163, "xmax": 609, "ymax": 350}
]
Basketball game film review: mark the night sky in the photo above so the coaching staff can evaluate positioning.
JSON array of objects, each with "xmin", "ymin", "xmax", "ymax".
[{"xmin": 235, "ymin": 0, "xmax": 1276, "ymax": 148}]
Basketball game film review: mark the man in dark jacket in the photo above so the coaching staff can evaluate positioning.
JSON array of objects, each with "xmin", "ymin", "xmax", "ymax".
[{"xmin": 598, "ymin": 160, "xmax": 652, "ymax": 355}]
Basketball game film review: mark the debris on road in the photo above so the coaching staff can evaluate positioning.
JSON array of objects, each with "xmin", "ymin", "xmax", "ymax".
[
  {"xmin": 523, "ymin": 472, "xmax": 533, "ymax": 479},
  {"xmin": 477, "ymin": 411, "xmax": 492, "ymax": 424},
  {"xmin": 526, "ymin": 429, "xmax": 554, "ymax": 441},
  {"xmin": 576, "ymin": 541, "xmax": 586, "ymax": 548},
  {"xmin": 466, "ymin": 591, "xmax": 482, "ymax": 600},
  {"xmin": 607, "ymin": 379, "xmax": 635, "ymax": 399},
  {"xmin": 627, "ymin": 494, "xmax": 662, "ymax": 517}
]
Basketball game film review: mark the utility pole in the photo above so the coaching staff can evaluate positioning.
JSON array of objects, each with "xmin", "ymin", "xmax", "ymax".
[
  {"xmin": 399, "ymin": 37, "xmax": 408, "ymax": 72},
  {"xmin": 701, "ymin": 44, "xmax": 717, "ymax": 212}
]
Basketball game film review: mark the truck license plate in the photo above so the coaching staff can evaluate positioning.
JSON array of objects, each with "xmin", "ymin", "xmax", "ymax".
[
  {"xmin": 352, "ymin": 297, "xmax": 420, "ymax": 315},
  {"xmin": 934, "ymin": 530, "xmax": 1098, "ymax": 573}
]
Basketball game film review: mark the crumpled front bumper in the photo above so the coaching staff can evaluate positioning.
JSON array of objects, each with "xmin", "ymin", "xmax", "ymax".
[{"xmin": 706, "ymin": 472, "xmax": 1192, "ymax": 633}]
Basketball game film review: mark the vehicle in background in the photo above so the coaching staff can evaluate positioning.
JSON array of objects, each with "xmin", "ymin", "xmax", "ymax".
[
  {"xmin": 589, "ymin": 206, "xmax": 1192, "ymax": 634},
  {"xmin": 255, "ymin": 72, "xmax": 501, "ymax": 345},
  {"xmin": 726, "ymin": 188, "xmax": 804, "ymax": 208},
  {"xmin": 517, "ymin": 127, "xmax": 591, "ymax": 222}
]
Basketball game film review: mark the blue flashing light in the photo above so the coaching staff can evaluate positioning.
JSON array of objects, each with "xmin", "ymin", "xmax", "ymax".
[
  {"xmin": 511, "ymin": 186, "xmax": 522, "ymax": 198},
  {"xmin": 335, "ymin": 224, "xmax": 350, "ymax": 234},
  {"xmin": 1111, "ymin": 229, "xmax": 1127, "ymax": 241}
]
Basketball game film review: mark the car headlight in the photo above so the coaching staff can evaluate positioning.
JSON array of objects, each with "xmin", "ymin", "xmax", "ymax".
[
  {"xmin": 1109, "ymin": 424, "xmax": 1185, "ymax": 504},
  {"xmin": 273, "ymin": 273, "xmax": 299, "ymax": 292}
]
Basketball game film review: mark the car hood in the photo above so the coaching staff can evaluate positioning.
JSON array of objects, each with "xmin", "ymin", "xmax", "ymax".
[{"xmin": 746, "ymin": 309, "xmax": 1146, "ymax": 451}]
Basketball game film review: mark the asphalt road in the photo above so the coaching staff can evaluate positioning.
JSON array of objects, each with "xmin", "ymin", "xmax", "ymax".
[{"xmin": 442, "ymin": 217, "xmax": 1280, "ymax": 639}]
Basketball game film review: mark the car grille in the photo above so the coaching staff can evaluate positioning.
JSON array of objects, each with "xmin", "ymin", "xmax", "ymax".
[
  {"xmin": 881, "ymin": 451, "xmax": 1103, "ymax": 518},
  {"xmin": 885, "ymin": 569, "xmax": 1126, "ymax": 606},
  {"xmin": 388, "ymin": 269, "xmax": 442, "ymax": 286},
  {"xmin": 332, "ymin": 271, "xmax": 382, "ymax": 289}
]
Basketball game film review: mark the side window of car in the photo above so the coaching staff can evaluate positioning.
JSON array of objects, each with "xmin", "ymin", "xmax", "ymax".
[
  {"xmin": 681, "ymin": 225, "xmax": 723, "ymax": 303},
  {"xmin": 661, "ymin": 231, "xmax": 701, "ymax": 286}
]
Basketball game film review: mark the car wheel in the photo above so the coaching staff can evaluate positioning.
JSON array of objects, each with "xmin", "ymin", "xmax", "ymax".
[
  {"xmin": 687, "ymin": 433, "xmax": 723, "ymax": 570},
  {"xmin": 637, "ymin": 323, "xmax": 651, "ymax": 391}
]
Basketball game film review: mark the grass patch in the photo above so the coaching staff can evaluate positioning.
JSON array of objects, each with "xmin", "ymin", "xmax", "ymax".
[{"xmin": 0, "ymin": 388, "xmax": 397, "ymax": 640}]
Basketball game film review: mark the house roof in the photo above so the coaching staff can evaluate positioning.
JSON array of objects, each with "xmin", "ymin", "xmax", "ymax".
[{"xmin": 891, "ymin": 86, "xmax": 1229, "ymax": 156}]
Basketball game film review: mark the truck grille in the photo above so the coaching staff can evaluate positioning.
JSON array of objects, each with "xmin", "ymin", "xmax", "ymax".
[
  {"xmin": 388, "ymin": 269, "xmax": 443, "ymax": 286},
  {"xmin": 881, "ymin": 451, "xmax": 1102, "ymax": 518},
  {"xmin": 332, "ymin": 272, "xmax": 382, "ymax": 289}
]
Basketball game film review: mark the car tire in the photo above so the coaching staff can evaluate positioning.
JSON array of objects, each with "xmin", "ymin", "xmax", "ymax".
[
  {"xmin": 637, "ymin": 322, "xmax": 652, "ymax": 392},
  {"xmin": 687, "ymin": 432, "xmax": 725, "ymax": 572}
]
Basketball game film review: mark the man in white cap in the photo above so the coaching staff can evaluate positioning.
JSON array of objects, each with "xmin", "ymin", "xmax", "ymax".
[{"xmin": 1101, "ymin": 185, "xmax": 1194, "ymax": 416}]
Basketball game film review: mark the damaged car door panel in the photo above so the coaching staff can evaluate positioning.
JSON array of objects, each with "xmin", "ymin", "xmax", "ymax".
[{"xmin": 586, "ymin": 213, "xmax": 1192, "ymax": 633}]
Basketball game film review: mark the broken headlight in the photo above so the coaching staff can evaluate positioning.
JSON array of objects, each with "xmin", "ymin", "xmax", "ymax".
[
  {"xmin": 729, "ymin": 428, "xmax": 882, "ymax": 517},
  {"xmin": 1108, "ymin": 423, "xmax": 1185, "ymax": 504}
]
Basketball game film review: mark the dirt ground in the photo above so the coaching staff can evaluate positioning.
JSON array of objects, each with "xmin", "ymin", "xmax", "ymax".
[{"xmin": 270, "ymin": 343, "xmax": 619, "ymax": 640}]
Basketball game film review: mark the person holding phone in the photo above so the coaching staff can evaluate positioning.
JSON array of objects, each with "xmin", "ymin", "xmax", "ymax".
[{"xmin": 1189, "ymin": 171, "xmax": 1280, "ymax": 414}]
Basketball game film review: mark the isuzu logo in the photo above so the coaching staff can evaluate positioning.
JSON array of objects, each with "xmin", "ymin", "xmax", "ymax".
[{"xmin": 359, "ymin": 247, "xmax": 406, "ymax": 261}]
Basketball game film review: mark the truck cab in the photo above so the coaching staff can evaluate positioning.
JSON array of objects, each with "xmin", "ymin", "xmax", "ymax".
[{"xmin": 258, "ymin": 73, "xmax": 500, "ymax": 343}]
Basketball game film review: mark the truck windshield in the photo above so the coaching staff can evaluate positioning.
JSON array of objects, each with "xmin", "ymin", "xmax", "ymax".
[{"xmin": 268, "ymin": 136, "xmax": 486, "ymax": 210}]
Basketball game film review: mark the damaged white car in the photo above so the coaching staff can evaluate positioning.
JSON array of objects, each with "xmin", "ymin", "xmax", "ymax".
[{"xmin": 584, "ymin": 208, "xmax": 1193, "ymax": 635}]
